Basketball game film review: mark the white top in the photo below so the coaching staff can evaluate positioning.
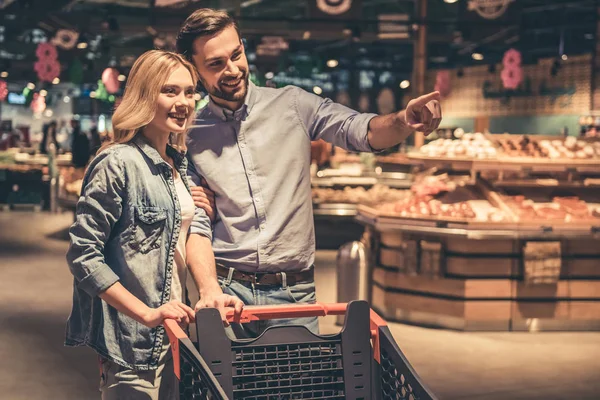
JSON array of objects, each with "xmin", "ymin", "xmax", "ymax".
[{"xmin": 170, "ymin": 175, "xmax": 195, "ymax": 302}]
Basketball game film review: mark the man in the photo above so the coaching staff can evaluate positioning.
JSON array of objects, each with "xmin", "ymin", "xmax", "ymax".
[{"xmin": 177, "ymin": 8, "xmax": 441, "ymax": 336}]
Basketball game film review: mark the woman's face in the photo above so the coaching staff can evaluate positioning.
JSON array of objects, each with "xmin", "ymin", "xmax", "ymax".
[{"xmin": 147, "ymin": 65, "xmax": 196, "ymax": 136}]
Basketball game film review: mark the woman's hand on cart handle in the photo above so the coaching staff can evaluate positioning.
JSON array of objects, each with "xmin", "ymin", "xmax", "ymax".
[
  {"xmin": 194, "ymin": 293, "xmax": 244, "ymax": 326},
  {"xmin": 142, "ymin": 300, "xmax": 196, "ymax": 328}
]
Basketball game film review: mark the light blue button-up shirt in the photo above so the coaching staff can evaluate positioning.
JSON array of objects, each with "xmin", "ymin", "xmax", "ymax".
[{"xmin": 187, "ymin": 82, "xmax": 377, "ymax": 273}]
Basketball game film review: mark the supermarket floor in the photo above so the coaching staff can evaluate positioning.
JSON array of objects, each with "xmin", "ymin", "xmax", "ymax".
[{"xmin": 1, "ymin": 211, "xmax": 599, "ymax": 400}]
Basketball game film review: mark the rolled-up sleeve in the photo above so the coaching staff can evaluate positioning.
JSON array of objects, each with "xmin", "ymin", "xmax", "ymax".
[
  {"xmin": 294, "ymin": 87, "xmax": 377, "ymax": 152},
  {"xmin": 186, "ymin": 162, "xmax": 213, "ymax": 241},
  {"xmin": 66, "ymin": 150, "xmax": 123, "ymax": 297}
]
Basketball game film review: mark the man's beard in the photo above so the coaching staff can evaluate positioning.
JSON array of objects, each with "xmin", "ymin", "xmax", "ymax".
[{"xmin": 206, "ymin": 71, "xmax": 249, "ymax": 103}]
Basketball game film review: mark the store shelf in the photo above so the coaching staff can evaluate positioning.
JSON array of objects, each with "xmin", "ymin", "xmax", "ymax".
[
  {"xmin": 356, "ymin": 214, "xmax": 600, "ymax": 239},
  {"xmin": 492, "ymin": 179, "xmax": 600, "ymax": 188},
  {"xmin": 313, "ymin": 203, "xmax": 358, "ymax": 218},
  {"xmin": 408, "ymin": 153, "xmax": 600, "ymax": 175},
  {"xmin": 311, "ymin": 171, "xmax": 412, "ymax": 189}
]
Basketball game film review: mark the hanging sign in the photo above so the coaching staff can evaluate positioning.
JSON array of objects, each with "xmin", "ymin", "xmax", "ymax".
[
  {"xmin": 311, "ymin": 0, "xmax": 361, "ymax": 19},
  {"xmin": 0, "ymin": 79, "xmax": 7, "ymax": 102},
  {"xmin": 52, "ymin": 29, "xmax": 79, "ymax": 50},
  {"xmin": 501, "ymin": 48, "xmax": 523, "ymax": 90},
  {"xmin": 467, "ymin": 0, "xmax": 514, "ymax": 20},
  {"xmin": 34, "ymin": 43, "xmax": 60, "ymax": 82},
  {"xmin": 317, "ymin": 0, "xmax": 352, "ymax": 15},
  {"xmin": 102, "ymin": 68, "xmax": 120, "ymax": 94}
]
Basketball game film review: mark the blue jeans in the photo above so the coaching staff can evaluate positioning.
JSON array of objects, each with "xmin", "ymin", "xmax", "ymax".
[{"xmin": 219, "ymin": 268, "xmax": 319, "ymax": 338}]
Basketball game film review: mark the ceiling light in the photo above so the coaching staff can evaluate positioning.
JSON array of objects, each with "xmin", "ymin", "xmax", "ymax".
[
  {"xmin": 52, "ymin": 77, "xmax": 60, "ymax": 84},
  {"xmin": 27, "ymin": 82, "xmax": 35, "ymax": 90},
  {"xmin": 561, "ymin": 54, "xmax": 568, "ymax": 61},
  {"xmin": 313, "ymin": 86, "xmax": 323, "ymax": 95},
  {"xmin": 303, "ymin": 31, "xmax": 311, "ymax": 40},
  {"xmin": 0, "ymin": 71, "xmax": 7, "ymax": 78},
  {"xmin": 77, "ymin": 42, "xmax": 88, "ymax": 49},
  {"xmin": 63, "ymin": 96, "xmax": 71, "ymax": 103},
  {"xmin": 44, "ymin": 109, "xmax": 53, "ymax": 117},
  {"xmin": 265, "ymin": 71, "xmax": 274, "ymax": 80},
  {"xmin": 39, "ymin": 90, "xmax": 48, "ymax": 97},
  {"xmin": 118, "ymin": 74, "xmax": 126, "ymax": 82},
  {"xmin": 472, "ymin": 52, "xmax": 484, "ymax": 61},
  {"xmin": 327, "ymin": 59, "xmax": 339, "ymax": 68},
  {"xmin": 90, "ymin": 91, "xmax": 97, "ymax": 98},
  {"xmin": 400, "ymin": 80, "xmax": 410, "ymax": 89},
  {"xmin": 444, "ymin": 0, "xmax": 459, "ymax": 3}
]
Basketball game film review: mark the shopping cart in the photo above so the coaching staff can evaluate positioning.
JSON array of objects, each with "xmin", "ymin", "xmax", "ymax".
[{"xmin": 164, "ymin": 300, "xmax": 437, "ymax": 399}]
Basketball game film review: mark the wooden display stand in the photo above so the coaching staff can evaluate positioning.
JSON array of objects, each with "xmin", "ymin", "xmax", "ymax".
[
  {"xmin": 362, "ymin": 220, "xmax": 600, "ymax": 331},
  {"xmin": 357, "ymin": 178, "xmax": 600, "ymax": 331}
]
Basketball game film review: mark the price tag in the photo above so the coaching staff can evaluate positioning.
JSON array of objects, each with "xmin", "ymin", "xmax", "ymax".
[{"xmin": 523, "ymin": 241, "xmax": 561, "ymax": 285}]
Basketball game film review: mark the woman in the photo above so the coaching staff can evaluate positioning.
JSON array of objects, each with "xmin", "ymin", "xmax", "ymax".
[
  {"xmin": 40, "ymin": 120, "xmax": 59, "ymax": 154},
  {"xmin": 65, "ymin": 50, "xmax": 202, "ymax": 399},
  {"xmin": 70, "ymin": 119, "xmax": 91, "ymax": 168}
]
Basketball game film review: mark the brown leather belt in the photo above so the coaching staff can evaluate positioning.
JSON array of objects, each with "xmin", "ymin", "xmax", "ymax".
[{"xmin": 216, "ymin": 264, "xmax": 314, "ymax": 286}]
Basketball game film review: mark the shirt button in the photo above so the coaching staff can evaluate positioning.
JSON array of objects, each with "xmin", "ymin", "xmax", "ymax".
[
  {"xmin": 260, "ymin": 224, "xmax": 266, "ymax": 230},
  {"xmin": 248, "ymin": 170, "xmax": 253, "ymax": 175},
  {"xmin": 255, "ymin": 198, "xmax": 261, "ymax": 203},
  {"xmin": 240, "ymin": 143, "xmax": 246, "ymax": 148}
]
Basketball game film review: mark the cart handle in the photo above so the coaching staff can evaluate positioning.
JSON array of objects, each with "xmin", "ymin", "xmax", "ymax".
[
  {"xmin": 225, "ymin": 302, "xmax": 388, "ymax": 363},
  {"xmin": 164, "ymin": 319, "xmax": 186, "ymax": 380}
]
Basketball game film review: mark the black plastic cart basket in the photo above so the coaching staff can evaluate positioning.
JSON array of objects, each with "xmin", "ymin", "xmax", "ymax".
[{"xmin": 164, "ymin": 300, "xmax": 437, "ymax": 400}]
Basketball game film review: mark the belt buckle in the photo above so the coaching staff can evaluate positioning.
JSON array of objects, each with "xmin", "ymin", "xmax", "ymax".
[
  {"xmin": 253, "ymin": 272, "xmax": 279, "ymax": 287},
  {"xmin": 252, "ymin": 272, "xmax": 265, "ymax": 287}
]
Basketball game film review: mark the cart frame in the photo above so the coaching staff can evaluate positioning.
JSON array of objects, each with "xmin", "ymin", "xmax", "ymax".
[{"xmin": 164, "ymin": 300, "xmax": 437, "ymax": 399}]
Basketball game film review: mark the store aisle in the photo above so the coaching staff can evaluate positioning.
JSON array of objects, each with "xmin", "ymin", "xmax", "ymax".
[{"xmin": 1, "ymin": 211, "xmax": 599, "ymax": 399}]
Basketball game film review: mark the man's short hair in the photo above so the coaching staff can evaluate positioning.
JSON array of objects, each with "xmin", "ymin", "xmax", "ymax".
[{"xmin": 176, "ymin": 8, "xmax": 241, "ymax": 61}]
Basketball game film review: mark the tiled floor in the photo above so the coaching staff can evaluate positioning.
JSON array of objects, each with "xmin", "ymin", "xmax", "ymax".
[{"xmin": 1, "ymin": 211, "xmax": 599, "ymax": 399}]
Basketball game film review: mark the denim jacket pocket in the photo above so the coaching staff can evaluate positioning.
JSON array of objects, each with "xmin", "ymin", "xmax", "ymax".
[{"xmin": 130, "ymin": 206, "xmax": 168, "ymax": 254}]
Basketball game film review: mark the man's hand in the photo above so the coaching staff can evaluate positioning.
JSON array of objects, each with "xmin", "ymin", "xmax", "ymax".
[
  {"xmin": 404, "ymin": 91, "xmax": 442, "ymax": 136},
  {"xmin": 194, "ymin": 291, "xmax": 244, "ymax": 326},
  {"xmin": 191, "ymin": 178, "xmax": 216, "ymax": 222}
]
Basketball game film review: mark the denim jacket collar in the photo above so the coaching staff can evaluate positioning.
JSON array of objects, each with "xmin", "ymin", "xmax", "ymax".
[
  {"xmin": 132, "ymin": 134, "xmax": 187, "ymax": 171},
  {"xmin": 206, "ymin": 81, "xmax": 257, "ymax": 122}
]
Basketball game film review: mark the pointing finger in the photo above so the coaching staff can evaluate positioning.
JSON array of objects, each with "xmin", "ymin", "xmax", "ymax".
[{"xmin": 413, "ymin": 91, "xmax": 441, "ymax": 107}]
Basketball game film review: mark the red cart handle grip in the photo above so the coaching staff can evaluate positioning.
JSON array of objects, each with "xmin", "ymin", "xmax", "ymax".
[{"xmin": 225, "ymin": 302, "xmax": 348, "ymax": 323}]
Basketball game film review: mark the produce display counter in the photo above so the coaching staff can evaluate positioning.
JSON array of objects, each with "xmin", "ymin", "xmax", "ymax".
[{"xmin": 349, "ymin": 155, "xmax": 600, "ymax": 331}]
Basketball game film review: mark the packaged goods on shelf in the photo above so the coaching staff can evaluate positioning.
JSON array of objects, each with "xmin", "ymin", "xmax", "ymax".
[
  {"xmin": 312, "ymin": 184, "xmax": 409, "ymax": 206},
  {"xmin": 502, "ymin": 195, "xmax": 600, "ymax": 222},
  {"xmin": 496, "ymin": 135, "xmax": 600, "ymax": 159},
  {"xmin": 419, "ymin": 132, "xmax": 497, "ymax": 159}
]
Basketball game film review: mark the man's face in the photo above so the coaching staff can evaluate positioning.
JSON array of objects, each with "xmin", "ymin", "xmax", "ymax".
[{"xmin": 191, "ymin": 26, "xmax": 249, "ymax": 106}]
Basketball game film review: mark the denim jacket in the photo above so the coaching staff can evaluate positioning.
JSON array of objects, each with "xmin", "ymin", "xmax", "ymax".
[{"xmin": 65, "ymin": 135, "xmax": 211, "ymax": 370}]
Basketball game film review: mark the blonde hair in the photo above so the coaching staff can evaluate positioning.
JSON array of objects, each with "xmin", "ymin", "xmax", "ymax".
[{"xmin": 101, "ymin": 50, "xmax": 199, "ymax": 153}]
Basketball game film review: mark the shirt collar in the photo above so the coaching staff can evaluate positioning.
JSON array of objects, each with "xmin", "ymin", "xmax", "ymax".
[
  {"xmin": 206, "ymin": 81, "xmax": 257, "ymax": 122},
  {"xmin": 132, "ymin": 134, "xmax": 186, "ymax": 170}
]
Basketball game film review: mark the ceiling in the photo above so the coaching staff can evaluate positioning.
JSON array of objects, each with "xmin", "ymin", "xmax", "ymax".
[{"xmin": 0, "ymin": 0, "xmax": 597, "ymax": 86}]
